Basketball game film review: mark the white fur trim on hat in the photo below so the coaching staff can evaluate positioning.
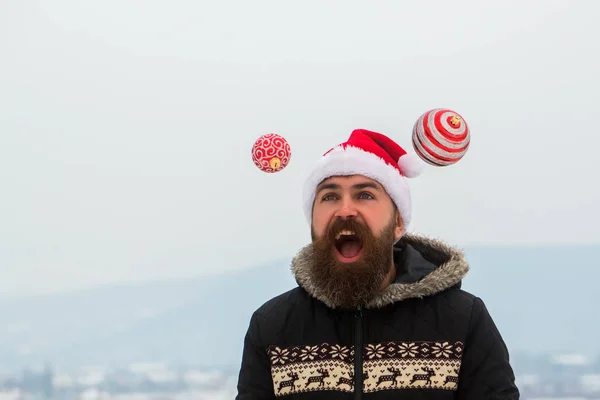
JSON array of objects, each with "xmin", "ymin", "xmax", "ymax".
[{"xmin": 302, "ymin": 145, "xmax": 412, "ymax": 229}]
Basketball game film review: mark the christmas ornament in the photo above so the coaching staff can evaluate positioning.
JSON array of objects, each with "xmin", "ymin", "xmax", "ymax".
[
  {"xmin": 251, "ymin": 133, "xmax": 291, "ymax": 173},
  {"xmin": 412, "ymin": 108, "xmax": 470, "ymax": 166}
]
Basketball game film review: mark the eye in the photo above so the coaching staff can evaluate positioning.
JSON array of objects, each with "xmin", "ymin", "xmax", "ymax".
[
  {"xmin": 358, "ymin": 192, "xmax": 374, "ymax": 200},
  {"xmin": 322, "ymin": 193, "xmax": 338, "ymax": 201}
]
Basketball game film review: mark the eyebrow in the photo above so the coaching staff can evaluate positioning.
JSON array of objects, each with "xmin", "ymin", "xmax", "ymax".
[{"xmin": 316, "ymin": 181, "xmax": 382, "ymax": 194}]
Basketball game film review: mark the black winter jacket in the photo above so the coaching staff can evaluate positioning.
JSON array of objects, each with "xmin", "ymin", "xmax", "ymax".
[{"xmin": 236, "ymin": 234, "xmax": 519, "ymax": 399}]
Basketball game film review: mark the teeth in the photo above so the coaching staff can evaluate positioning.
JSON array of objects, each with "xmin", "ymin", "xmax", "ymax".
[{"xmin": 335, "ymin": 230, "xmax": 355, "ymax": 240}]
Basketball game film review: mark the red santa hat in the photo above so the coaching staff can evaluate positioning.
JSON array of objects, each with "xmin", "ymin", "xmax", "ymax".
[{"xmin": 302, "ymin": 128, "xmax": 425, "ymax": 230}]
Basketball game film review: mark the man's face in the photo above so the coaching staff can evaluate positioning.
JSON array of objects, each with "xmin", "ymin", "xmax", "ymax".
[
  {"xmin": 311, "ymin": 175, "xmax": 403, "ymax": 247},
  {"xmin": 307, "ymin": 175, "xmax": 403, "ymax": 308}
]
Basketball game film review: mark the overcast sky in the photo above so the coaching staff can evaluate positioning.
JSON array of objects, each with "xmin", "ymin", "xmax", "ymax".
[{"xmin": 1, "ymin": 0, "xmax": 598, "ymax": 296}]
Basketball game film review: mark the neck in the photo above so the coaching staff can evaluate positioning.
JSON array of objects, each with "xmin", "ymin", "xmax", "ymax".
[{"xmin": 379, "ymin": 262, "xmax": 397, "ymax": 291}]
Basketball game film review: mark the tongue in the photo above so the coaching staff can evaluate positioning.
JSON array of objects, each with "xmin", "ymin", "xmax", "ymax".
[{"xmin": 340, "ymin": 241, "xmax": 361, "ymax": 258}]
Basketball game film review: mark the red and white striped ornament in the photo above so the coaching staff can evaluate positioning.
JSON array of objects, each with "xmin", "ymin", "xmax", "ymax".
[
  {"xmin": 251, "ymin": 133, "xmax": 292, "ymax": 173},
  {"xmin": 411, "ymin": 108, "xmax": 470, "ymax": 166}
]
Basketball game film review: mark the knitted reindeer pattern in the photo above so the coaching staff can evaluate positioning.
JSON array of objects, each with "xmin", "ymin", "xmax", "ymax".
[{"xmin": 268, "ymin": 340, "xmax": 463, "ymax": 395}]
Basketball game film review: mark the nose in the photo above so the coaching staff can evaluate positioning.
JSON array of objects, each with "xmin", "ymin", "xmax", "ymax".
[{"xmin": 334, "ymin": 200, "xmax": 358, "ymax": 219}]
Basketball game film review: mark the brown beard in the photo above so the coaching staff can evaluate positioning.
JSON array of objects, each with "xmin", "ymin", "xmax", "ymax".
[{"xmin": 308, "ymin": 216, "xmax": 397, "ymax": 309}]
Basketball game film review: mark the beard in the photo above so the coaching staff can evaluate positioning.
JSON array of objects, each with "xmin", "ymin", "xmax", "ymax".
[{"xmin": 308, "ymin": 215, "xmax": 397, "ymax": 309}]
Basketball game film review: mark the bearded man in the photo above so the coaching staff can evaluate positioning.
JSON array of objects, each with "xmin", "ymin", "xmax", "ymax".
[{"xmin": 236, "ymin": 129, "xmax": 519, "ymax": 399}]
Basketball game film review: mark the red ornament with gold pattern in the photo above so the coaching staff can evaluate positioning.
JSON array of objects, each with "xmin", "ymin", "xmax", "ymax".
[{"xmin": 251, "ymin": 133, "xmax": 292, "ymax": 173}]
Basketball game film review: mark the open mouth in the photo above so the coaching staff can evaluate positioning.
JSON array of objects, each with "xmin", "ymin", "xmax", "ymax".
[{"xmin": 334, "ymin": 229, "xmax": 363, "ymax": 262}]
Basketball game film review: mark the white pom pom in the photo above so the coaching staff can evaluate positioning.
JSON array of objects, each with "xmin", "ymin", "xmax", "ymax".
[{"xmin": 398, "ymin": 152, "xmax": 425, "ymax": 178}]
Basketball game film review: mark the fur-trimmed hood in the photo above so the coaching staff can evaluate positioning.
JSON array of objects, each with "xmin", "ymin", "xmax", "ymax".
[{"xmin": 290, "ymin": 233, "xmax": 470, "ymax": 309}]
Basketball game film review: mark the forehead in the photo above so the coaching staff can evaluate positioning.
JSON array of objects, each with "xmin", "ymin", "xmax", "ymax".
[{"xmin": 317, "ymin": 174, "xmax": 383, "ymax": 190}]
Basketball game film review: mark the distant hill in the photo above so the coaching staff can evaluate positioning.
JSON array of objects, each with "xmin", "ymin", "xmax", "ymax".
[{"xmin": 1, "ymin": 244, "xmax": 599, "ymax": 374}]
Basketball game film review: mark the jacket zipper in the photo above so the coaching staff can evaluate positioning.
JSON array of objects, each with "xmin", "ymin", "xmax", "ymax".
[{"xmin": 354, "ymin": 305, "xmax": 363, "ymax": 399}]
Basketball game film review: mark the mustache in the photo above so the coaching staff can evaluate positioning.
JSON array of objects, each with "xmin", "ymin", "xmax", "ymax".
[{"xmin": 325, "ymin": 218, "xmax": 371, "ymax": 241}]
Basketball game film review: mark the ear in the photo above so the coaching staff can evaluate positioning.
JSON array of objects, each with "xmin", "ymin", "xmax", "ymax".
[{"xmin": 394, "ymin": 209, "xmax": 404, "ymax": 240}]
